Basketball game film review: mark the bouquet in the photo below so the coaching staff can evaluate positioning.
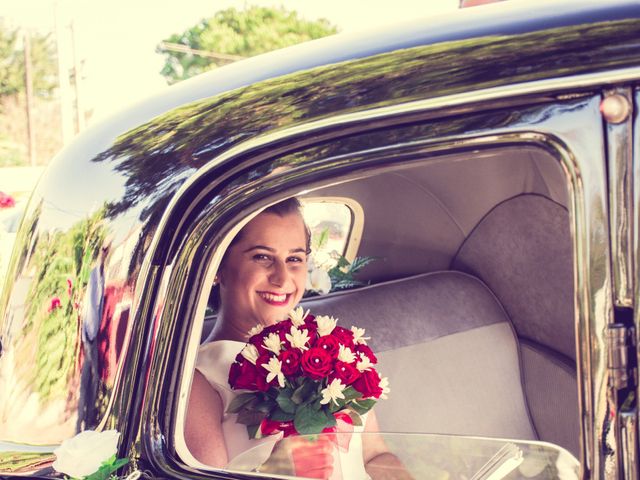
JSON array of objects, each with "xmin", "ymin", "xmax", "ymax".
[{"xmin": 227, "ymin": 307, "xmax": 389, "ymax": 439}]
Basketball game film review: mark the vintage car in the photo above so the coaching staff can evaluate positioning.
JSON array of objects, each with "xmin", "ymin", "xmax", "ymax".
[{"xmin": 1, "ymin": 0, "xmax": 640, "ymax": 478}]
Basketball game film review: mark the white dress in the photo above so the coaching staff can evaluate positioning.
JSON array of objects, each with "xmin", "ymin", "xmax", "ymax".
[{"xmin": 196, "ymin": 340, "xmax": 370, "ymax": 479}]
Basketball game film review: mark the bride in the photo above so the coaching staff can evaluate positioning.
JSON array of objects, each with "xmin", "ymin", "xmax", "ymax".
[{"xmin": 185, "ymin": 198, "xmax": 409, "ymax": 479}]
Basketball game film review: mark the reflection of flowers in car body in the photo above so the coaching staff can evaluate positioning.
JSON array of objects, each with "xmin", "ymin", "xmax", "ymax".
[
  {"xmin": 52, "ymin": 429, "xmax": 129, "ymax": 479},
  {"xmin": 0, "ymin": 192, "xmax": 15, "ymax": 209},
  {"xmin": 227, "ymin": 307, "xmax": 389, "ymax": 439}
]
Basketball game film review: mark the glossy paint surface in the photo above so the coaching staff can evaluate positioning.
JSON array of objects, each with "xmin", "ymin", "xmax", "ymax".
[{"xmin": 0, "ymin": 0, "xmax": 638, "ymax": 476}]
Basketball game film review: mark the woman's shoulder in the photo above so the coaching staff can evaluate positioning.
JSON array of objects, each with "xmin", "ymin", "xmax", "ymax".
[{"xmin": 196, "ymin": 340, "xmax": 245, "ymax": 393}]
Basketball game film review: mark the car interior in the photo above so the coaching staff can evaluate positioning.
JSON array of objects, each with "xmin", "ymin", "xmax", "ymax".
[{"xmin": 196, "ymin": 143, "xmax": 579, "ymax": 465}]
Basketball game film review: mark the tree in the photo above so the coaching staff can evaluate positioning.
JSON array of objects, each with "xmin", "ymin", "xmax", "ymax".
[
  {"xmin": 0, "ymin": 21, "xmax": 60, "ymax": 166},
  {"xmin": 0, "ymin": 22, "xmax": 57, "ymax": 100},
  {"xmin": 158, "ymin": 6, "xmax": 338, "ymax": 84}
]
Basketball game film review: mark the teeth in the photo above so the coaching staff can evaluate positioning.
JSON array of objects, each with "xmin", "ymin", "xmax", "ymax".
[{"xmin": 260, "ymin": 293, "xmax": 287, "ymax": 302}]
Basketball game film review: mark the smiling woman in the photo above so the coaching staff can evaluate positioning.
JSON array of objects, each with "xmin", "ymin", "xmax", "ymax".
[
  {"xmin": 184, "ymin": 198, "xmax": 400, "ymax": 479},
  {"xmin": 207, "ymin": 198, "xmax": 310, "ymax": 341}
]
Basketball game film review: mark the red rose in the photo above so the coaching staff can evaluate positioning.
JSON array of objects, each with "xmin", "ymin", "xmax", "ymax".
[
  {"xmin": 331, "ymin": 326, "xmax": 354, "ymax": 348},
  {"xmin": 248, "ymin": 333, "xmax": 269, "ymax": 355},
  {"xmin": 303, "ymin": 318, "xmax": 318, "ymax": 343},
  {"xmin": 355, "ymin": 344, "xmax": 377, "ymax": 363},
  {"xmin": 266, "ymin": 320, "xmax": 292, "ymax": 341},
  {"xmin": 261, "ymin": 419, "xmax": 297, "ymax": 437},
  {"xmin": 332, "ymin": 360, "xmax": 361, "ymax": 385},
  {"xmin": 279, "ymin": 349, "xmax": 301, "ymax": 376},
  {"xmin": 301, "ymin": 347, "xmax": 333, "ymax": 379},
  {"xmin": 228, "ymin": 360, "xmax": 258, "ymax": 390},
  {"xmin": 352, "ymin": 369, "xmax": 383, "ymax": 398},
  {"xmin": 316, "ymin": 335, "xmax": 340, "ymax": 358}
]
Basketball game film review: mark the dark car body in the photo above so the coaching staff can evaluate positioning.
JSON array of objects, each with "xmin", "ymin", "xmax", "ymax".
[{"xmin": 1, "ymin": 1, "xmax": 640, "ymax": 478}]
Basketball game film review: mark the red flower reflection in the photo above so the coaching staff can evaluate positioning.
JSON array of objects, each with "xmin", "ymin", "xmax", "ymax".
[
  {"xmin": 0, "ymin": 192, "xmax": 15, "ymax": 209},
  {"xmin": 47, "ymin": 296, "xmax": 62, "ymax": 313}
]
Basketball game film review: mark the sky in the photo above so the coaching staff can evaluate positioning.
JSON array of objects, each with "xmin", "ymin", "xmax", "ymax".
[{"xmin": 0, "ymin": 0, "xmax": 460, "ymax": 120}]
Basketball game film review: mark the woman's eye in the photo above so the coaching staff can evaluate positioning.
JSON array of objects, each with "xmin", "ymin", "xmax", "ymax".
[
  {"xmin": 253, "ymin": 254, "xmax": 272, "ymax": 263},
  {"xmin": 287, "ymin": 256, "xmax": 305, "ymax": 263}
]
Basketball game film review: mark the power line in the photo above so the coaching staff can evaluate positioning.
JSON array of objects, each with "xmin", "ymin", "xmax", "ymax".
[{"xmin": 157, "ymin": 41, "xmax": 245, "ymax": 62}]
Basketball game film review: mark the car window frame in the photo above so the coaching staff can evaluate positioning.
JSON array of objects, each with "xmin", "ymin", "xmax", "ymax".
[{"xmin": 135, "ymin": 92, "xmax": 610, "ymax": 479}]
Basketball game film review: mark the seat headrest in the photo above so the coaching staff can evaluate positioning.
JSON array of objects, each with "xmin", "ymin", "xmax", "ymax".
[{"xmin": 302, "ymin": 270, "xmax": 511, "ymax": 352}]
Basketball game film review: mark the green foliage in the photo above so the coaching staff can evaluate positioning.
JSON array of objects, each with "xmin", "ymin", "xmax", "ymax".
[
  {"xmin": 327, "ymin": 255, "xmax": 376, "ymax": 292},
  {"xmin": 80, "ymin": 455, "xmax": 129, "ymax": 480},
  {"xmin": 158, "ymin": 6, "xmax": 338, "ymax": 84},
  {"xmin": 24, "ymin": 206, "xmax": 108, "ymax": 401},
  {"xmin": 228, "ymin": 374, "xmax": 377, "ymax": 437}
]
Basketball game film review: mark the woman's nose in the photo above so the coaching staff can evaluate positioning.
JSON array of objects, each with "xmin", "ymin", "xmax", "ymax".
[{"xmin": 269, "ymin": 259, "xmax": 289, "ymax": 287}]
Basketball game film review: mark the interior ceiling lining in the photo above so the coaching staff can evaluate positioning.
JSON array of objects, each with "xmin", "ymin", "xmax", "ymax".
[{"xmin": 302, "ymin": 145, "xmax": 568, "ymax": 282}]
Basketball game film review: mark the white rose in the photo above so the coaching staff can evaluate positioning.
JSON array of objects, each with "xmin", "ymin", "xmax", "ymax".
[
  {"xmin": 53, "ymin": 429, "xmax": 120, "ymax": 478},
  {"xmin": 306, "ymin": 267, "xmax": 331, "ymax": 294}
]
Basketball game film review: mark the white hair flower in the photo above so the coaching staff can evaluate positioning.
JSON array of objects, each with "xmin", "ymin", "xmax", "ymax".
[
  {"xmin": 263, "ymin": 332, "xmax": 283, "ymax": 355},
  {"xmin": 320, "ymin": 378, "xmax": 346, "ymax": 405},
  {"xmin": 316, "ymin": 315, "xmax": 337, "ymax": 336},
  {"xmin": 262, "ymin": 357, "xmax": 285, "ymax": 388},
  {"xmin": 288, "ymin": 306, "xmax": 309, "ymax": 327},
  {"xmin": 285, "ymin": 326, "xmax": 310, "ymax": 350}
]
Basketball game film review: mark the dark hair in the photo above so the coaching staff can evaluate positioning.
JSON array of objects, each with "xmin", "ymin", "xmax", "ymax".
[
  {"xmin": 230, "ymin": 197, "xmax": 311, "ymax": 253},
  {"xmin": 209, "ymin": 198, "xmax": 311, "ymax": 313}
]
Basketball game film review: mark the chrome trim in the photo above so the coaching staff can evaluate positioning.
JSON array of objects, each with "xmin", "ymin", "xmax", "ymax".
[
  {"xmin": 605, "ymin": 88, "xmax": 634, "ymax": 308},
  {"xmin": 620, "ymin": 411, "xmax": 638, "ymax": 480}
]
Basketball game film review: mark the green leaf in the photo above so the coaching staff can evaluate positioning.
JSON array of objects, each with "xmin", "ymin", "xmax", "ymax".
[
  {"xmin": 237, "ymin": 409, "xmax": 267, "ymax": 425},
  {"xmin": 323, "ymin": 408, "xmax": 337, "ymax": 428},
  {"xmin": 292, "ymin": 380, "xmax": 316, "ymax": 404},
  {"xmin": 336, "ymin": 255, "xmax": 350, "ymax": 269},
  {"xmin": 294, "ymin": 404, "xmax": 330, "ymax": 435},
  {"xmin": 342, "ymin": 386, "xmax": 360, "ymax": 401},
  {"xmin": 348, "ymin": 411, "xmax": 363, "ymax": 427},
  {"xmin": 247, "ymin": 423, "xmax": 261, "ymax": 439},
  {"xmin": 313, "ymin": 227, "xmax": 329, "ymax": 250},
  {"xmin": 84, "ymin": 457, "xmax": 129, "ymax": 480},
  {"xmin": 348, "ymin": 398, "xmax": 376, "ymax": 415},
  {"xmin": 255, "ymin": 398, "xmax": 277, "ymax": 413},
  {"xmin": 349, "ymin": 256, "xmax": 377, "ymax": 274},
  {"xmin": 227, "ymin": 392, "xmax": 256, "ymax": 413},
  {"xmin": 276, "ymin": 392, "xmax": 297, "ymax": 414},
  {"xmin": 270, "ymin": 408, "xmax": 295, "ymax": 422}
]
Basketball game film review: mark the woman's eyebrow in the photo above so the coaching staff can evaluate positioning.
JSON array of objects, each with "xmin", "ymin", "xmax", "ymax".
[
  {"xmin": 243, "ymin": 245, "xmax": 275, "ymax": 253},
  {"xmin": 242, "ymin": 245, "xmax": 306, "ymax": 254}
]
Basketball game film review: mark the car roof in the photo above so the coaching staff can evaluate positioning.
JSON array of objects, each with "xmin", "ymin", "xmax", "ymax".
[{"xmin": 86, "ymin": 0, "xmax": 639, "ymax": 142}]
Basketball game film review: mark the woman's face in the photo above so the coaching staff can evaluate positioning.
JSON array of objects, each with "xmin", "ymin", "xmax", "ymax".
[{"xmin": 218, "ymin": 211, "xmax": 308, "ymax": 329}]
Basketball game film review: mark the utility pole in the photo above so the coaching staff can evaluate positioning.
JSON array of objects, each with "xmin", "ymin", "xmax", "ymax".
[
  {"xmin": 54, "ymin": 0, "xmax": 75, "ymax": 144},
  {"xmin": 23, "ymin": 31, "xmax": 36, "ymax": 166},
  {"xmin": 70, "ymin": 20, "xmax": 84, "ymax": 132}
]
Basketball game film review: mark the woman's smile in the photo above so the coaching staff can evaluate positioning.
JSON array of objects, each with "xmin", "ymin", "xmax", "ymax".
[{"xmin": 258, "ymin": 291, "xmax": 292, "ymax": 306}]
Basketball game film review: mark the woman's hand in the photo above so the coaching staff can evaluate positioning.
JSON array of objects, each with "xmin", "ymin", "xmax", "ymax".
[
  {"xmin": 290, "ymin": 436, "xmax": 336, "ymax": 479},
  {"xmin": 260, "ymin": 435, "xmax": 337, "ymax": 479}
]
